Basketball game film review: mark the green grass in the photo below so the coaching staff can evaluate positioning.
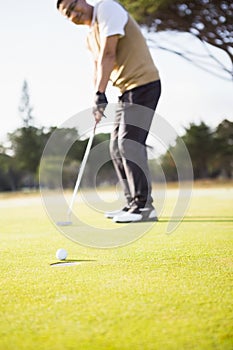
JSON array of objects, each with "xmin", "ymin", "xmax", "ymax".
[{"xmin": 0, "ymin": 185, "xmax": 233, "ymax": 350}]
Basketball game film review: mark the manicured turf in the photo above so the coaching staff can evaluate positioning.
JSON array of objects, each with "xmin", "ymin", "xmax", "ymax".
[{"xmin": 0, "ymin": 184, "xmax": 233, "ymax": 350}]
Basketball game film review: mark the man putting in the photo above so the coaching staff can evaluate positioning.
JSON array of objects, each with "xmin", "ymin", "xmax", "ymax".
[{"xmin": 57, "ymin": 0, "xmax": 161, "ymax": 223}]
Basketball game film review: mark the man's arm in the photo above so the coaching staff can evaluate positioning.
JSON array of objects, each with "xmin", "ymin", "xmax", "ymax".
[
  {"xmin": 93, "ymin": 60, "xmax": 98, "ymax": 88},
  {"xmin": 95, "ymin": 34, "xmax": 119, "ymax": 93}
]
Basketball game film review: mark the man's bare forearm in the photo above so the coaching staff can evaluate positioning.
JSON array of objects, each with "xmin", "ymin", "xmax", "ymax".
[
  {"xmin": 95, "ymin": 35, "xmax": 119, "ymax": 93},
  {"xmin": 96, "ymin": 54, "xmax": 115, "ymax": 92}
]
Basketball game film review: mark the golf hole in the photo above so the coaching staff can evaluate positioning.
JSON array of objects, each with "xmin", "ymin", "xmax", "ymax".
[
  {"xmin": 50, "ymin": 261, "xmax": 83, "ymax": 267},
  {"xmin": 50, "ymin": 259, "xmax": 96, "ymax": 267}
]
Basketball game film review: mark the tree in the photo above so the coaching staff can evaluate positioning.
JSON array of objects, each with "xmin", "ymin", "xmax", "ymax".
[
  {"xmin": 9, "ymin": 127, "xmax": 45, "ymax": 173},
  {"xmin": 159, "ymin": 149, "xmax": 178, "ymax": 181},
  {"xmin": 0, "ymin": 153, "xmax": 20, "ymax": 191},
  {"xmin": 181, "ymin": 121, "xmax": 215, "ymax": 178},
  {"xmin": 18, "ymin": 80, "xmax": 34, "ymax": 127},
  {"xmin": 159, "ymin": 119, "xmax": 233, "ymax": 180},
  {"xmin": 159, "ymin": 121, "xmax": 214, "ymax": 180},
  {"xmin": 36, "ymin": 128, "xmax": 116, "ymax": 190},
  {"xmin": 5, "ymin": 81, "xmax": 49, "ymax": 187},
  {"xmin": 120, "ymin": 0, "xmax": 233, "ymax": 79},
  {"xmin": 214, "ymin": 119, "xmax": 233, "ymax": 177},
  {"xmin": 65, "ymin": 132, "xmax": 116, "ymax": 188}
]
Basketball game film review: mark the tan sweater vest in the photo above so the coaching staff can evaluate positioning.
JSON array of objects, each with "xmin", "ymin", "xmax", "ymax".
[{"xmin": 87, "ymin": 14, "xmax": 160, "ymax": 94}]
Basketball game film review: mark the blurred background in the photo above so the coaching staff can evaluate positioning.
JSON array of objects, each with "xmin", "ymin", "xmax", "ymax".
[{"xmin": 0, "ymin": 0, "xmax": 232, "ymax": 191}]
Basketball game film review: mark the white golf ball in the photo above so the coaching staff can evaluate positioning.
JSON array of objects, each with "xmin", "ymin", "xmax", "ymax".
[{"xmin": 56, "ymin": 248, "xmax": 68, "ymax": 260}]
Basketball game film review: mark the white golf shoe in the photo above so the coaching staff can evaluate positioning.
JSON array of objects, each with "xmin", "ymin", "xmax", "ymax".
[
  {"xmin": 113, "ymin": 206, "xmax": 158, "ymax": 223},
  {"xmin": 104, "ymin": 206, "xmax": 130, "ymax": 219}
]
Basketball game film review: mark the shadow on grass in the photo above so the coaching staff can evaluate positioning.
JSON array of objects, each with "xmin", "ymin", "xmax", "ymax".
[
  {"xmin": 159, "ymin": 216, "xmax": 233, "ymax": 223},
  {"xmin": 50, "ymin": 259, "xmax": 96, "ymax": 267}
]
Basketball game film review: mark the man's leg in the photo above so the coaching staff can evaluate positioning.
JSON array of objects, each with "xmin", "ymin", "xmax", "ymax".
[
  {"xmin": 117, "ymin": 104, "xmax": 153, "ymax": 208},
  {"xmin": 109, "ymin": 107, "xmax": 132, "ymax": 206},
  {"xmin": 120, "ymin": 81, "xmax": 161, "ymax": 207},
  {"xmin": 113, "ymin": 80, "xmax": 161, "ymax": 222}
]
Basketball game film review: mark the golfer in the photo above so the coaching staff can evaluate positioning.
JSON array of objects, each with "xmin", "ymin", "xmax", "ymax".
[{"xmin": 57, "ymin": 0, "xmax": 161, "ymax": 223}]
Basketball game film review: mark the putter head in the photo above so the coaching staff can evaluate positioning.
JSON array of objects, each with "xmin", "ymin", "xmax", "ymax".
[{"xmin": 56, "ymin": 221, "xmax": 72, "ymax": 226}]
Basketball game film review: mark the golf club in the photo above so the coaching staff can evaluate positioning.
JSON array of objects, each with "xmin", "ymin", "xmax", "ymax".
[{"xmin": 57, "ymin": 122, "xmax": 97, "ymax": 226}]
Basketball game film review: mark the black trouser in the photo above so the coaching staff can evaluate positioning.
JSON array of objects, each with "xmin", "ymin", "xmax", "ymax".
[{"xmin": 110, "ymin": 80, "xmax": 161, "ymax": 208}]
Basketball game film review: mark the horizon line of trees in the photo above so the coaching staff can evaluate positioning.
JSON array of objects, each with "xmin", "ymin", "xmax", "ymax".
[
  {"xmin": 151, "ymin": 118, "xmax": 233, "ymax": 182},
  {"xmin": 0, "ymin": 81, "xmax": 232, "ymax": 192},
  {"xmin": 0, "ymin": 119, "xmax": 232, "ymax": 192}
]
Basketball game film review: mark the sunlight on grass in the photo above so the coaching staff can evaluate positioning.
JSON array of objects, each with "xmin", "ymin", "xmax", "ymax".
[{"xmin": 0, "ymin": 184, "xmax": 232, "ymax": 350}]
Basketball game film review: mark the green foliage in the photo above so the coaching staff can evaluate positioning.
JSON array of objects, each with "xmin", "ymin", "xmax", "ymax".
[
  {"xmin": 120, "ymin": 0, "xmax": 233, "ymax": 67},
  {"xmin": 214, "ymin": 119, "xmax": 233, "ymax": 178},
  {"xmin": 182, "ymin": 122, "xmax": 214, "ymax": 178},
  {"xmin": 120, "ymin": 0, "xmax": 165, "ymax": 24},
  {"xmin": 0, "ymin": 118, "xmax": 232, "ymax": 191},
  {"xmin": 1, "ymin": 126, "xmax": 115, "ymax": 191},
  {"xmin": 158, "ymin": 147, "xmax": 178, "ymax": 181},
  {"xmin": 18, "ymin": 80, "xmax": 34, "ymax": 127},
  {"xmin": 160, "ymin": 119, "xmax": 233, "ymax": 180},
  {"xmin": 0, "ymin": 154, "xmax": 17, "ymax": 191},
  {"xmin": 9, "ymin": 127, "xmax": 46, "ymax": 174}
]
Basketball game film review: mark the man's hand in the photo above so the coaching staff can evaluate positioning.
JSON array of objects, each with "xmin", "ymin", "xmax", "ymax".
[{"xmin": 93, "ymin": 91, "xmax": 108, "ymax": 123}]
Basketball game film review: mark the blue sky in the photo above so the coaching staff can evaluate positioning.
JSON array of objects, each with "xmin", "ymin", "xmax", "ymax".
[{"xmin": 0, "ymin": 0, "xmax": 232, "ymax": 142}]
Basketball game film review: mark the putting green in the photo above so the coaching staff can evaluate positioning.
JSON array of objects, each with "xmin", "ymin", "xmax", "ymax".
[{"xmin": 0, "ymin": 184, "xmax": 232, "ymax": 350}]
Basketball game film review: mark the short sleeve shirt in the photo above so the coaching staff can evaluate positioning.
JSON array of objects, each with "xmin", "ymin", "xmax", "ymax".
[{"xmin": 93, "ymin": 0, "xmax": 128, "ymax": 40}]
